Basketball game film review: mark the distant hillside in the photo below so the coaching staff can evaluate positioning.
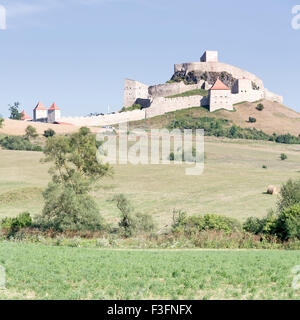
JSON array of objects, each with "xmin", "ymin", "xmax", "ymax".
[
  {"xmin": 0, "ymin": 119, "xmax": 104, "ymax": 136},
  {"xmin": 129, "ymin": 99, "xmax": 300, "ymax": 136}
]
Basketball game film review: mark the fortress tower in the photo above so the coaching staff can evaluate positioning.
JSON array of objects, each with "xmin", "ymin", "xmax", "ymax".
[
  {"xmin": 200, "ymin": 51, "xmax": 218, "ymax": 62},
  {"xmin": 47, "ymin": 102, "xmax": 61, "ymax": 123},
  {"xmin": 209, "ymin": 79, "xmax": 233, "ymax": 112},
  {"xmin": 33, "ymin": 101, "xmax": 47, "ymax": 122}
]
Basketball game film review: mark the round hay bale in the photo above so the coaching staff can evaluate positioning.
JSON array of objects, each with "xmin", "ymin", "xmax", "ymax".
[{"xmin": 267, "ymin": 185, "xmax": 279, "ymax": 195}]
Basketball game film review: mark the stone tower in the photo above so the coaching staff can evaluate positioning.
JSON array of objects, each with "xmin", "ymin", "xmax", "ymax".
[
  {"xmin": 47, "ymin": 102, "xmax": 61, "ymax": 123},
  {"xmin": 200, "ymin": 51, "xmax": 218, "ymax": 62},
  {"xmin": 33, "ymin": 101, "xmax": 47, "ymax": 122},
  {"xmin": 209, "ymin": 79, "xmax": 233, "ymax": 112}
]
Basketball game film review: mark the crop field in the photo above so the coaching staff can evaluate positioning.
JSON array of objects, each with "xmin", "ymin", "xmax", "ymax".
[
  {"xmin": 0, "ymin": 243, "xmax": 299, "ymax": 300},
  {"xmin": 0, "ymin": 137, "xmax": 300, "ymax": 228}
]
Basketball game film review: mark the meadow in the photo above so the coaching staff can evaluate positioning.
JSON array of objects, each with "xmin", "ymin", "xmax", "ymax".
[
  {"xmin": 0, "ymin": 243, "xmax": 299, "ymax": 299},
  {"xmin": 0, "ymin": 137, "xmax": 300, "ymax": 228}
]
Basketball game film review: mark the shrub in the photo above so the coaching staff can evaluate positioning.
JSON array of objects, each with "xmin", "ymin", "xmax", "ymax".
[
  {"xmin": 1, "ymin": 212, "xmax": 32, "ymax": 236},
  {"xmin": 256, "ymin": 103, "xmax": 264, "ymax": 111},
  {"xmin": 172, "ymin": 213, "xmax": 242, "ymax": 233},
  {"xmin": 135, "ymin": 212, "xmax": 156, "ymax": 233},
  {"xmin": 277, "ymin": 179, "xmax": 300, "ymax": 213},
  {"xmin": 280, "ymin": 153, "xmax": 287, "ymax": 161},
  {"xmin": 25, "ymin": 125, "xmax": 38, "ymax": 140},
  {"xmin": 262, "ymin": 165, "xmax": 267, "ymax": 169},
  {"xmin": 43, "ymin": 129, "xmax": 56, "ymax": 138},
  {"xmin": 36, "ymin": 183, "xmax": 104, "ymax": 232},
  {"xmin": 113, "ymin": 194, "xmax": 135, "ymax": 236},
  {"xmin": 276, "ymin": 204, "xmax": 300, "ymax": 240},
  {"xmin": 248, "ymin": 117, "xmax": 256, "ymax": 123},
  {"xmin": 112, "ymin": 194, "xmax": 155, "ymax": 236},
  {"xmin": 243, "ymin": 211, "xmax": 277, "ymax": 235},
  {"xmin": 0, "ymin": 135, "xmax": 42, "ymax": 151},
  {"xmin": 120, "ymin": 104, "xmax": 141, "ymax": 113},
  {"xmin": 0, "ymin": 117, "xmax": 4, "ymax": 128}
]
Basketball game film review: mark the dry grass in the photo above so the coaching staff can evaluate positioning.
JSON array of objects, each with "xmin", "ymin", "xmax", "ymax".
[
  {"xmin": 130, "ymin": 99, "xmax": 300, "ymax": 136},
  {"xmin": 1, "ymin": 137, "xmax": 300, "ymax": 227},
  {"xmin": 0, "ymin": 119, "xmax": 106, "ymax": 136}
]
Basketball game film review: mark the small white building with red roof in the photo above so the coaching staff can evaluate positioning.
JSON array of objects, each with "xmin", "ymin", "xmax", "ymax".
[
  {"xmin": 208, "ymin": 78, "xmax": 233, "ymax": 112},
  {"xmin": 33, "ymin": 101, "xmax": 47, "ymax": 122},
  {"xmin": 48, "ymin": 102, "xmax": 61, "ymax": 123},
  {"xmin": 21, "ymin": 110, "xmax": 32, "ymax": 121}
]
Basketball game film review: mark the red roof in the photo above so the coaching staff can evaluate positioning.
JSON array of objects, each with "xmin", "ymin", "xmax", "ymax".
[
  {"xmin": 34, "ymin": 101, "xmax": 46, "ymax": 110},
  {"xmin": 21, "ymin": 110, "xmax": 32, "ymax": 121},
  {"xmin": 49, "ymin": 102, "xmax": 60, "ymax": 110},
  {"xmin": 210, "ymin": 79, "xmax": 230, "ymax": 90}
]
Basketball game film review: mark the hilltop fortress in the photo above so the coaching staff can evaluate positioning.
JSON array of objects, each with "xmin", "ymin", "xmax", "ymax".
[
  {"xmin": 56, "ymin": 51, "xmax": 283, "ymax": 126},
  {"xmin": 124, "ymin": 50, "xmax": 282, "ymax": 114}
]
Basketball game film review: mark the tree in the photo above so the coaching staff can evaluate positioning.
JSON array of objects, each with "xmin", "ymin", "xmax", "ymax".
[
  {"xmin": 256, "ymin": 103, "xmax": 264, "ymax": 111},
  {"xmin": 37, "ymin": 127, "xmax": 112, "ymax": 231},
  {"xmin": 277, "ymin": 179, "xmax": 300, "ymax": 213},
  {"xmin": 25, "ymin": 125, "xmax": 38, "ymax": 140},
  {"xmin": 9, "ymin": 102, "xmax": 22, "ymax": 120},
  {"xmin": 280, "ymin": 153, "xmax": 288, "ymax": 161},
  {"xmin": 43, "ymin": 128, "xmax": 56, "ymax": 138},
  {"xmin": 248, "ymin": 117, "xmax": 256, "ymax": 123},
  {"xmin": 0, "ymin": 117, "xmax": 3, "ymax": 128}
]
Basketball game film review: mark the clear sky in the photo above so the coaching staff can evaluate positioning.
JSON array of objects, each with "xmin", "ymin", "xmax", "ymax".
[{"xmin": 0, "ymin": 0, "xmax": 299, "ymax": 118}]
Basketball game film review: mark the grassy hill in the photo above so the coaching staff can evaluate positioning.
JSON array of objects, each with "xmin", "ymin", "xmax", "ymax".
[
  {"xmin": 1, "ymin": 137, "xmax": 300, "ymax": 227},
  {"xmin": 129, "ymin": 99, "xmax": 300, "ymax": 136}
]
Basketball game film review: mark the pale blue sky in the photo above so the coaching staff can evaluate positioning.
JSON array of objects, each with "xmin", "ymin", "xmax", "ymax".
[{"xmin": 0, "ymin": 0, "xmax": 299, "ymax": 117}]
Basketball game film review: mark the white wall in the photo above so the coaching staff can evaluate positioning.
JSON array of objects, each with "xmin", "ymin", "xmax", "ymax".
[{"xmin": 59, "ymin": 109, "xmax": 146, "ymax": 126}]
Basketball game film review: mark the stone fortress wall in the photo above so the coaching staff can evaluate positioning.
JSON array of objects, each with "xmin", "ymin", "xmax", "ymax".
[{"xmin": 59, "ymin": 51, "xmax": 283, "ymax": 127}]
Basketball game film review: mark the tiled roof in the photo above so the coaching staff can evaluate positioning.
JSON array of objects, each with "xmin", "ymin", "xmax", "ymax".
[
  {"xmin": 210, "ymin": 79, "xmax": 230, "ymax": 90},
  {"xmin": 34, "ymin": 101, "xmax": 46, "ymax": 110}
]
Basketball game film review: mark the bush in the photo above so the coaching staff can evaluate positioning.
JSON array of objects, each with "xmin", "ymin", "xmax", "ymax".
[
  {"xmin": 277, "ymin": 179, "xmax": 300, "ymax": 213},
  {"xmin": 256, "ymin": 103, "xmax": 264, "ymax": 111},
  {"xmin": 0, "ymin": 117, "xmax": 4, "ymax": 128},
  {"xmin": 262, "ymin": 165, "xmax": 267, "ymax": 169},
  {"xmin": 135, "ymin": 212, "xmax": 156, "ymax": 233},
  {"xmin": 120, "ymin": 104, "xmax": 141, "ymax": 113},
  {"xmin": 25, "ymin": 125, "xmax": 38, "ymax": 140},
  {"xmin": 276, "ymin": 204, "xmax": 300, "ymax": 240},
  {"xmin": 172, "ymin": 213, "xmax": 242, "ymax": 233},
  {"xmin": 243, "ymin": 212, "xmax": 277, "ymax": 235},
  {"xmin": 1, "ymin": 212, "xmax": 32, "ymax": 236},
  {"xmin": 112, "ymin": 194, "xmax": 155, "ymax": 236},
  {"xmin": 280, "ymin": 153, "xmax": 287, "ymax": 161},
  {"xmin": 36, "ymin": 183, "xmax": 105, "ymax": 232},
  {"xmin": 43, "ymin": 129, "xmax": 56, "ymax": 138},
  {"xmin": 0, "ymin": 135, "xmax": 42, "ymax": 151},
  {"xmin": 248, "ymin": 117, "xmax": 256, "ymax": 123}
]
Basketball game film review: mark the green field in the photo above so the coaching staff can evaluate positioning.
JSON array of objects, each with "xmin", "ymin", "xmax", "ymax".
[
  {"xmin": 0, "ymin": 243, "xmax": 299, "ymax": 299},
  {"xmin": 1, "ymin": 137, "xmax": 300, "ymax": 227}
]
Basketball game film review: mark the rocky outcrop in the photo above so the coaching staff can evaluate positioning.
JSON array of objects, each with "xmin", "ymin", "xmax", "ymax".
[{"xmin": 171, "ymin": 71, "xmax": 237, "ymax": 89}]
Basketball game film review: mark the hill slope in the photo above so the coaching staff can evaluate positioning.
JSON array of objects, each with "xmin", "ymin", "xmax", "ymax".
[{"xmin": 130, "ymin": 99, "xmax": 300, "ymax": 136}]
